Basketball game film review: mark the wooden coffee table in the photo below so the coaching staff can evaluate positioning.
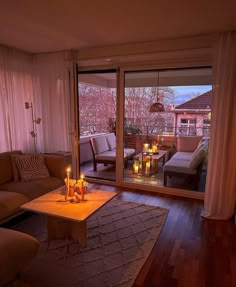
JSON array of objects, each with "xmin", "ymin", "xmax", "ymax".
[
  {"xmin": 21, "ymin": 187, "xmax": 117, "ymax": 248},
  {"xmin": 134, "ymin": 150, "xmax": 168, "ymax": 175}
]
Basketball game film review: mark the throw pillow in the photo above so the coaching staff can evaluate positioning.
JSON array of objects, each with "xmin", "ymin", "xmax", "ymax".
[
  {"xmin": 192, "ymin": 143, "xmax": 204, "ymax": 158},
  {"xmin": 190, "ymin": 148, "xmax": 206, "ymax": 169},
  {"xmin": 15, "ymin": 155, "xmax": 50, "ymax": 182}
]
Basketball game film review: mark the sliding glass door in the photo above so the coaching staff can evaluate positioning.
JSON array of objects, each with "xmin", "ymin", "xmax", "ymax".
[
  {"xmin": 123, "ymin": 67, "xmax": 212, "ymax": 193},
  {"xmin": 78, "ymin": 70, "xmax": 117, "ymax": 182}
]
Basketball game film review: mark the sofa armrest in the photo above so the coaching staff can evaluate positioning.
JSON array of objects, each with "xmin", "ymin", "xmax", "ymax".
[{"xmin": 44, "ymin": 155, "xmax": 71, "ymax": 180}]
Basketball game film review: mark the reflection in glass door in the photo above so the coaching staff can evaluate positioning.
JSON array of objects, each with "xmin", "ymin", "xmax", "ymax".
[{"xmin": 78, "ymin": 70, "xmax": 117, "ymax": 181}]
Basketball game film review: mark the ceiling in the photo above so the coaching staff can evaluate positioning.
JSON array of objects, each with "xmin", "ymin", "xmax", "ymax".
[
  {"xmin": 0, "ymin": 0, "xmax": 235, "ymax": 54},
  {"xmin": 80, "ymin": 67, "xmax": 212, "ymax": 88}
]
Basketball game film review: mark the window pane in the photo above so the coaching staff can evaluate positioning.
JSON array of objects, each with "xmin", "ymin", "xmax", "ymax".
[{"xmin": 123, "ymin": 67, "xmax": 212, "ymax": 193}]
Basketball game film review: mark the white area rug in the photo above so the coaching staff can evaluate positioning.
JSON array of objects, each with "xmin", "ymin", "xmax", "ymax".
[{"xmin": 11, "ymin": 199, "xmax": 168, "ymax": 287}]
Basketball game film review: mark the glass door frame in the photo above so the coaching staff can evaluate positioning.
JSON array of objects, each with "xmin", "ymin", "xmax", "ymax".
[
  {"xmin": 116, "ymin": 63, "xmax": 212, "ymax": 200},
  {"xmin": 77, "ymin": 68, "xmax": 118, "ymax": 183},
  {"xmin": 75, "ymin": 58, "xmax": 212, "ymax": 200}
]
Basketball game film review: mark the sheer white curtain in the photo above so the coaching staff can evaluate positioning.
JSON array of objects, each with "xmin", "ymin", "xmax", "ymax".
[
  {"xmin": 202, "ymin": 32, "xmax": 236, "ymax": 219},
  {"xmin": 0, "ymin": 46, "xmax": 34, "ymax": 153},
  {"xmin": 33, "ymin": 52, "xmax": 71, "ymax": 153},
  {"xmin": 0, "ymin": 47, "xmax": 72, "ymax": 154}
]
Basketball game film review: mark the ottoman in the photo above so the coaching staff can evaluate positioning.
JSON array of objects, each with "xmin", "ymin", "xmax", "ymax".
[{"xmin": 0, "ymin": 228, "xmax": 39, "ymax": 286}]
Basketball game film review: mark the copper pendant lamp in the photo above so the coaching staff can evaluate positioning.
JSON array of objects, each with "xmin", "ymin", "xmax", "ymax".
[{"xmin": 149, "ymin": 72, "xmax": 165, "ymax": 112}]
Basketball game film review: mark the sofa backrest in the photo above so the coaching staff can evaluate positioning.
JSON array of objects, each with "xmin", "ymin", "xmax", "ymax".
[
  {"xmin": 105, "ymin": 133, "xmax": 116, "ymax": 150},
  {"xmin": 177, "ymin": 136, "xmax": 202, "ymax": 152},
  {"xmin": 0, "ymin": 151, "xmax": 22, "ymax": 184},
  {"xmin": 90, "ymin": 136, "xmax": 110, "ymax": 155},
  {"xmin": 44, "ymin": 154, "xmax": 71, "ymax": 180}
]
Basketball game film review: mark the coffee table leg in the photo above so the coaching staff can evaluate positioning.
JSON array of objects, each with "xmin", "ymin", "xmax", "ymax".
[{"xmin": 47, "ymin": 216, "xmax": 87, "ymax": 248}]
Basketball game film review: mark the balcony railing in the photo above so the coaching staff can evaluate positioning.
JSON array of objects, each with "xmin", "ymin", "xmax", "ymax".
[{"xmin": 80, "ymin": 124, "xmax": 211, "ymax": 137}]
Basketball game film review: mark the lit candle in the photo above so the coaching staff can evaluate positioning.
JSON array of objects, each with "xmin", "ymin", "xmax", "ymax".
[
  {"xmin": 133, "ymin": 163, "xmax": 139, "ymax": 174},
  {"xmin": 145, "ymin": 160, "xmax": 150, "ymax": 176},
  {"xmin": 143, "ymin": 143, "xmax": 149, "ymax": 152},
  {"xmin": 80, "ymin": 174, "xmax": 85, "ymax": 201},
  {"xmin": 65, "ymin": 167, "xmax": 70, "ymax": 201},
  {"xmin": 80, "ymin": 174, "xmax": 84, "ymax": 188},
  {"xmin": 152, "ymin": 144, "xmax": 157, "ymax": 153}
]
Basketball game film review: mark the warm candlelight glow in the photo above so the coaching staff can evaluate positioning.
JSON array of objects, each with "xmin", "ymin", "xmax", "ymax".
[
  {"xmin": 80, "ymin": 174, "xmax": 85, "ymax": 201},
  {"xmin": 143, "ymin": 143, "xmax": 149, "ymax": 152},
  {"xmin": 65, "ymin": 167, "xmax": 71, "ymax": 201},
  {"xmin": 133, "ymin": 162, "xmax": 139, "ymax": 174},
  {"xmin": 145, "ymin": 160, "xmax": 151, "ymax": 176},
  {"xmin": 152, "ymin": 144, "xmax": 157, "ymax": 153}
]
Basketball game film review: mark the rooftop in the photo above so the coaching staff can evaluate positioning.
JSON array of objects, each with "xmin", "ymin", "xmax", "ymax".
[{"xmin": 175, "ymin": 90, "xmax": 212, "ymax": 110}]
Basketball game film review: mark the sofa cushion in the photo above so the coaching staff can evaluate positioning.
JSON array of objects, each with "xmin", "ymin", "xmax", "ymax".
[
  {"xmin": 95, "ymin": 148, "xmax": 135, "ymax": 161},
  {"xmin": 15, "ymin": 155, "xmax": 50, "ymax": 182},
  {"xmin": 171, "ymin": 152, "xmax": 193, "ymax": 161},
  {"xmin": 0, "ymin": 151, "xmax": 22, "ymax": 185},
  {"xmin": 0, "ymin": 191, "xmax": 28, "ymax": 222},
  {"xmin": 91, "ymin": 136, "xmax": 109, "ymax": 155},
  {"xmin": 196, "ymin": 137, "xmax": 209, "ymax": 149},
  {"xmin": 106, "ymin": 133, "xmax": 116, "ymax": 150},
  {"xmin": 164, "ymin": 158, "xmax": 197, "ymax": 174},
  {"xmin": 0, "ymin": 227, "xmax": 39, "ymax": 287},
  {"xmin": 177, "ymin": 136, "xmax": 202, "ymax": 152},
  {"xmin": 44, "ymin": 154, "xmax": 71, "ymax": 180},
  {"xmin": 0, "ymin": 177, "xmax": 63, "ymax": 200},
  {"xmin": 190, "ymin": 148, "xmax": 206, "ymax": 169},
  {"xmin": 95, "ymin": 151, "xmax": 116, "ymax": 161}
]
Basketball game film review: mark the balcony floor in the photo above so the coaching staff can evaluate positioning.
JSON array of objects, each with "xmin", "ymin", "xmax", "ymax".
[{"xmin": 81, "ymin": 160, "xmax": 206, "ymax": 192}]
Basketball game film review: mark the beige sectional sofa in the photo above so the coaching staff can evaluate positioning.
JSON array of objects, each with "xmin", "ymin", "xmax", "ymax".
[
  {"xmin": 0, "ymin": 151, "xmax": 70, "ymax": 286},
  {"xmin": 90, "ymin": 133, "xmax": 135, "ymax": 171},
  {"xmin": 0, "ymin": 227, "xmax": 39, "ymax": 287},
  {"xmin": 0, "ymin": 151, "xmax": 70, "ymax": 223},
  {"xmin": 163, "ymin": 136, "xmax": 208, "ymax": 190}
]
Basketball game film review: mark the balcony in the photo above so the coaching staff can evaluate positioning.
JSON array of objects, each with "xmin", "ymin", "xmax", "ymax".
[
  {"xmin": 79, "ymin": 124, "xmax": 209, "ymax": 192},
  {"xmin": 78, "ymin": 67, "xmax": 212, "ymax": 193}
]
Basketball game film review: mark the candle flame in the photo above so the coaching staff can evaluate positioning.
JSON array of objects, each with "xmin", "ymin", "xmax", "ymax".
[{"xmin": 80, "ymin": 174, "xmax": 84, "ymax": 180}]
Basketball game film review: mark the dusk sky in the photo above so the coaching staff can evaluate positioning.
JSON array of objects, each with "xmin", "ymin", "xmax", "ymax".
[{"xmin": 170, "ymin": 85, "xmax": 212, "ymax": 104}]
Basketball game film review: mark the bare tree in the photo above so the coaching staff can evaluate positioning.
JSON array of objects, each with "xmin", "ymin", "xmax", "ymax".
[{"xmin": 79, "ymin": 82, "xmax": 176, "ymax": 135}]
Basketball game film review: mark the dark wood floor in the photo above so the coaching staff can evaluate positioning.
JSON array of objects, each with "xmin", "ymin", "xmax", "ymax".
[{"xmin": 93, "ymin": 183, "xmax": 236, "ymax": 287}]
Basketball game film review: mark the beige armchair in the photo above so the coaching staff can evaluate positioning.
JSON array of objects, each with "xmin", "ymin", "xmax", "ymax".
[{"xmin": 90, "ymin": 133, "xmax": 135, "ymax": 171}]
